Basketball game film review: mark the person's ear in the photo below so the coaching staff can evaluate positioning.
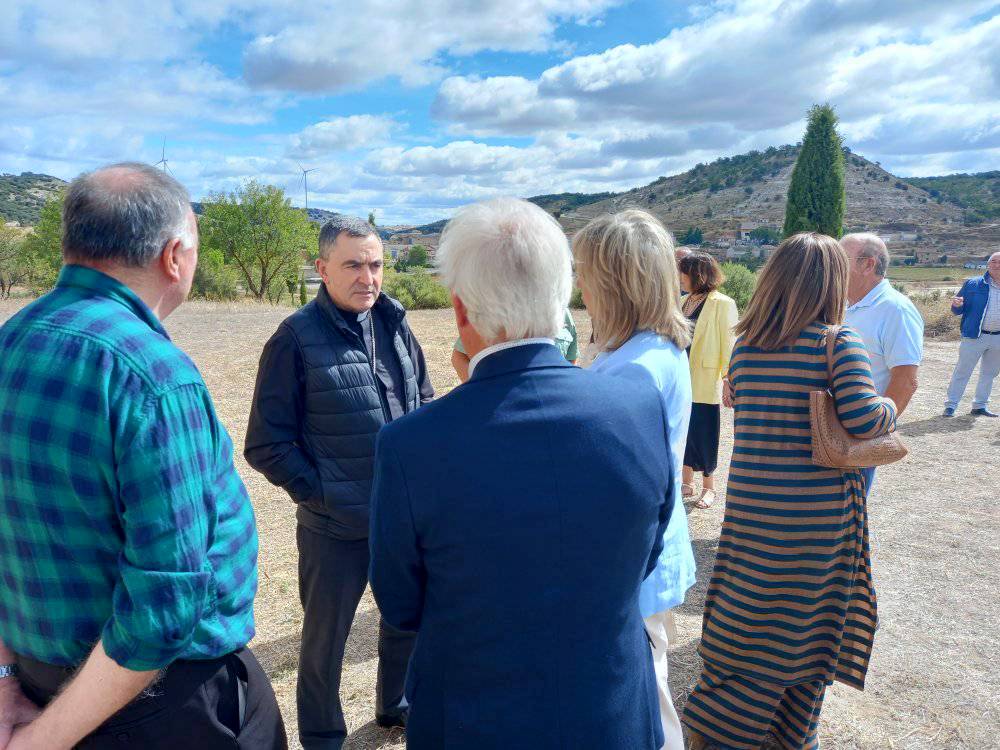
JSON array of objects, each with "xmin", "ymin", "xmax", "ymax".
[
  {"xmin": 315, "ymin": 256, "xmax": 326, "ymax": 283},
  {"xmin": 452, "ymin": 294, "xmax": 470, "ymax": 329},
  {"xmin": 158, "ymin": 238, "xmax": 183, "ymax": 283}
]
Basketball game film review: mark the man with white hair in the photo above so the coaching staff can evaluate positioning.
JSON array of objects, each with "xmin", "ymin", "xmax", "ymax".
[
  {"xmin": 368, "ymin": 198, "xmax": 676, "ymax": 749},
  {"xmin": 944, "ymin": 251, "xmax": 1000, "ymax": 417},
  {"xmin": 0, "ymin": 163, "xmax": 285, "ymax": 749},
  {"xmin": 842, "ymin": 232, "xmax": 923, "ymax": 493}
]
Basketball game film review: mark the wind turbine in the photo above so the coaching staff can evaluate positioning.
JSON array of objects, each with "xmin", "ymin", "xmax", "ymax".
[
  {"xmin": 155, "ymin": 137, "xmax": 171, "ymax": 174},
  {"xmin": 298, "ymin": 163, "xmax": 318, "ymax": 215}
]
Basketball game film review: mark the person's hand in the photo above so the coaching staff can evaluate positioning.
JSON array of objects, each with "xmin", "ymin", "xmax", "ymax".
[
  {"xmin": 951, "ymin": 295, "xmax": 964, "ymax": 308},
  {"xmin": 0, "ymin": 681, "xmax": 41, "ymax": 750},
  {"xmin": 722, "ymin": 378, "xmax": 735, "ymax": 408}
]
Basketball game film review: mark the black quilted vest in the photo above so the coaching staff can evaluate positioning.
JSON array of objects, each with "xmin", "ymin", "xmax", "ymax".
[{"xmin": 286, "ymin": 286, "xmax": 418, "ymax": 539}]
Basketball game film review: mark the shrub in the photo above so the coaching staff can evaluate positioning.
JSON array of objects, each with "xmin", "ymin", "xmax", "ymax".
[
  {"xmin": 382, "ymin": 268, "xmax": 451, "ymax": 309},
  {"xmin": 720, "ymin": 262, "xmax": 757, "ymax": 311},
  {"xmin": 570, "ymin": 286, "xmax": 585, "ymax": 309},
  {"xmin": 191, "ymin": 248, "xmax": 240, "ymax": 300}
]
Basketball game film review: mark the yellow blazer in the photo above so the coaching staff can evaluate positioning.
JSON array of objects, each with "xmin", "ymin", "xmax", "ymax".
[{"xmin": 688, "ymin": 290, "xmax": 738, "ymax": 404}]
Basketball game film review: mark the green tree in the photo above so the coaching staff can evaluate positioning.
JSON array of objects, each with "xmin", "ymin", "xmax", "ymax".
[
  {"xmin": 200, "ymin": 181, "xmax": 313, "ymax": 301},
  {"xmin": 783, "ymin": 104, "xmax": 845, "ymax": 238},
  {"xmin": 368, "ymin": 211, "xmax": 377, "ymax": 227},
  {"xmin": 749, "ymin": 226, "xmax": 781, "ymax": 245},
  {"xmin": 407, "ymin": 245, "xmax": 429, "ymax": 267},
  {"xmin": 0, "ymin": 226, "xmax": 29, "ymax": 299},
  {"xmin": 299, "ymin": 277, "xmax": 308, "ymax": 306},
  {"xmin": 720, "ymin": 262, "xmax": 757, "ymax": 311},
  {"xmin": 680, "ymin": 227, "xmax": 703, "ymax": 245},
  {"xmin": 21, "ymin": 193, "xmax": 65, "ymax": 295}
]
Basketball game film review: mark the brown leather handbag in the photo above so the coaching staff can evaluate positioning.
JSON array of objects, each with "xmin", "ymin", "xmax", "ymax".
[{"xmin": 810, "ymin": 325, "xmax": 908, "ymax": 469}]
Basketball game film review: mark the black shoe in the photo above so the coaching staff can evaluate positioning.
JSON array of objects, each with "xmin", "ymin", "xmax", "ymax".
[
  {"xmin": 375, "ymin": 711, "xmax": 407, "ymax": 729},
  {"xmin": 971, "ymin": 407, "xmax": 999, "ymax": 417},
  {"xmin": 943, "ymin": 407, "xmax": 955, "ymax": 417}
]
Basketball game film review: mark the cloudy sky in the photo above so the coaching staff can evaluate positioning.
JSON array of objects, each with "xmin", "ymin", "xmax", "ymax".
[{"xmin": 2, "ymin": 0, "xmax": 998, "ymax": 224}]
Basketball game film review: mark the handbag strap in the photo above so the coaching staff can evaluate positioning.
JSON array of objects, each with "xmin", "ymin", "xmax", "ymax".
[{"xmin": 824, "ymin": 324, "xmax": 841, "ymax": 389}]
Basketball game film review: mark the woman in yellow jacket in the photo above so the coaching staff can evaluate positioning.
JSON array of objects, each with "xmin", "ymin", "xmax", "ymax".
[{"xmin": 678, "ymin": 252, "xmax": 738, "ymax": 509}]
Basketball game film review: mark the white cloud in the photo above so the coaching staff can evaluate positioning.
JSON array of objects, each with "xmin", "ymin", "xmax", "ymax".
[
  {"xmin": 242, "ymin": 0, "xmax": 626, "ymax": 93},
  {"xmin": 433, "ymin": 0, "xmax": 1000, "ymax": 175},
  {"xmin": 288, "ymin": 116, "xmax": 397, "ymax": 159},
  {"xmin": 434, "ymin": 77, "xmax": 577, "ymax": 135}
]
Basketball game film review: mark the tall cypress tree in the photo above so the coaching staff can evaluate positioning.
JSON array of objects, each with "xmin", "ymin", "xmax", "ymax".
[{"xmin": 783, "ymin": 104, "xmax": 845, "ymax": 238}]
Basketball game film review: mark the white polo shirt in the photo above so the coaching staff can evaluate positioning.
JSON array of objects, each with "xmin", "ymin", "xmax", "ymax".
[{"xmin": 846, "ymin": 279, "xmax": 924, "ymax": 395}]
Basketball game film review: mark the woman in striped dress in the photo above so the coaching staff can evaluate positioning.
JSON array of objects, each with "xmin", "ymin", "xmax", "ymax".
[{"xmin": 683, "ymin": 233, "xmax": 898, "ymax": 750}]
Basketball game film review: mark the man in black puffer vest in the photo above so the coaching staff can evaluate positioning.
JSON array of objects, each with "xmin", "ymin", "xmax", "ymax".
[{"xmin": 245, "ymin": 216, "xmax": 433, "ymax": 750}]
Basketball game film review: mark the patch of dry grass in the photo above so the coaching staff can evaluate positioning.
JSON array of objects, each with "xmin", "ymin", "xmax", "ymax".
[
  {"xmin": 910, "ymin": 294, "xmax": 962, "ymax": 341},
  {"xmin": 1, "ymin": 299, "xmax": 997, "ymax": 750}
]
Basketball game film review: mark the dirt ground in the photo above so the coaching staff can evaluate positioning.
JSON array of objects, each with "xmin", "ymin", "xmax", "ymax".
[{"xmin": 1, "ymin": 299, "xmax": 997, "ymax": 750}]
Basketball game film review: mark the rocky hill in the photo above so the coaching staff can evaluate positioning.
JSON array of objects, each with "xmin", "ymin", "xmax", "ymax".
[
  {"xmin": 0, "ymin": 172, "xmax": 67, "ymax": 226},
  {"xmin": 556, "ymin": 146, "xmax": 998, "ymax": 259},
  {"xmin": 5, "ymin": 153, "xmax": 998, "ymax": 260}
]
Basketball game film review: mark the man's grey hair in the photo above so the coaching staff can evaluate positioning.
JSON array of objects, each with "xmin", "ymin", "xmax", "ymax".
[
  {"xmin": 841, "ymin": 232, "xmax": 890, "ymax": 277},
  {"xmin": 318, "ymin": 215, "xmax": 379, "ymax": 259},
  {"xmin": 63, "ymin": 162, "xmax": 194, "ymax": 267},
  {"xmin": 436, "ymin": 198, "xmax": 572, "ymax": 343}
]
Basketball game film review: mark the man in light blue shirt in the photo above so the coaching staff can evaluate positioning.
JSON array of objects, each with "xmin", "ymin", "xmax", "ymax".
[{"xmin": 843, "ymin": 233, "xmax": 923, "ymax": 494}]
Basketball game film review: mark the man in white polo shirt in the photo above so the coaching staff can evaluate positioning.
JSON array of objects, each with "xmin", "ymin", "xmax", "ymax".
[{"xmin": 842, "ymin": 233, "xmax": 924, "ymax": 495}]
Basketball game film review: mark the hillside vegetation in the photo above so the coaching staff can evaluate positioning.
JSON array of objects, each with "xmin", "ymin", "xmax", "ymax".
[
  {"xmin": 0, "ymin": 173, "xmax": 66, "ymax": 225},
  {"xmin": 906, "ymin": 171, "xmax": 1000, "ymax": 223}
]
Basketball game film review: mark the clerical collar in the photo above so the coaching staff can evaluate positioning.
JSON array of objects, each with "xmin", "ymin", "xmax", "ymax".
[{"xmin": 333, "ymin": 305, "xmax": 372, "ymax": 326}]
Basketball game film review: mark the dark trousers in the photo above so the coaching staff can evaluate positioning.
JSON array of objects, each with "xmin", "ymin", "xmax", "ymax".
[
  {"xmin": 297, "ymin": 524, "xmax": 415, "ymax": 750},
  {"xmin": 17, "ymin": 649, "xmax": 286, "ymax": 749}
]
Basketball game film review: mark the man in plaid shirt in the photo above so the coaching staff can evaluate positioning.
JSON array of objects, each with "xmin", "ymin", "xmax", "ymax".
[{"xmin": 0, "ymin": 163, "xmax": 285, "ymax": 749}]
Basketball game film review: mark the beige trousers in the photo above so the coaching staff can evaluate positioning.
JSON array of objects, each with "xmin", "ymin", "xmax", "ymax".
[{"xmin": 644, "ymin": 610, "xmax": 685, "ymax": 750}]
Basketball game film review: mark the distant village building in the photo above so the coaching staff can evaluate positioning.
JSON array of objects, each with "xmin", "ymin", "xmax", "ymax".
[{"xmin": 738, "ymin": 220, "xmax": 759, "ymax": 241}]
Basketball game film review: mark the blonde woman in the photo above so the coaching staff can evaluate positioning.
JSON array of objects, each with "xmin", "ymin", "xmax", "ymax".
[
  {"xmin": 573, "ymin": 210, "xmax": 694, "ymax": 750},
  {"xmin": 683, "ymin": 233, "xmax": 896, "ymax": 750},
  {"xmin": 677, "ymin": 252, "xmax": 738, "ymax": 509}
]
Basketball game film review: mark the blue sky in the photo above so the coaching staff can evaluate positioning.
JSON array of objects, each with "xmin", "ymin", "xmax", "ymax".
[{"xmin": 1, "ymin": 0, "xmax": 998, "ymax": 224}]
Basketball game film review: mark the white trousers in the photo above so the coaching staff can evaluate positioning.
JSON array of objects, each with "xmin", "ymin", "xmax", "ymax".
[
  {"xmin": 644, "ymin": 610, "xmax": 685, "ymax": 750},
  {"xmin": 945, "ymin": 335, "xmax": 1000, "ymax": 409}
]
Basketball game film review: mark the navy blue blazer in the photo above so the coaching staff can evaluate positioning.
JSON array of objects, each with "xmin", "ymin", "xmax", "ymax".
[{"xmin": 369, "ymin": 343, "xmax": 675, "ymax": 749}]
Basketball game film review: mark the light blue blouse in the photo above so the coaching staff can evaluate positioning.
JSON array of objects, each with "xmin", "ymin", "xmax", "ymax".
[{"xmin": 590, "ymin": 330, "xmax": 697, "ymax": 616}]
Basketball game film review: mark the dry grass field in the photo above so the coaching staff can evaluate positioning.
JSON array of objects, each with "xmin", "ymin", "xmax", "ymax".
[{"xmin": 1, "ymin": 299, "xmax": 998, "ymax": 750}]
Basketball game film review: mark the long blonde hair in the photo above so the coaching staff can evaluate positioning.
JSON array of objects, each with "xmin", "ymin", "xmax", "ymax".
[
  {"xmin": 572, "ymin": 210, "xmax": 691, "ymax": 352},
  {"xmin": 734, "ymin": 232, "xmax": 848, "ymax": 350}
]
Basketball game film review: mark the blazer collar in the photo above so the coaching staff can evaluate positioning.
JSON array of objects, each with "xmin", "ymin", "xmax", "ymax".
[{"xmin": 468, "ymin": 341, "xmax": 573, "ymax": 383}]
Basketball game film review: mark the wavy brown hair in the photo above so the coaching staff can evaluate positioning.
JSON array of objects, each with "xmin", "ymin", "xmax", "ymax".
[
  {"xmin": 734, "ymin": 232, "xmax": 848, "ymax": 350},
  {"xmin": 572, "ymin": 210, "xmax": 691, "ymax": 352},
  {"xmin": 678, "ymin": 251, "xmax": 725, "ymax": 293}
]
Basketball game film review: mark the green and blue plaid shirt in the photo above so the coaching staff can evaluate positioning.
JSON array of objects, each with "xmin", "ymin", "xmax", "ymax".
[{"xmin": 0, "ymin": 265, "xmax": 258, "ymax": 670}]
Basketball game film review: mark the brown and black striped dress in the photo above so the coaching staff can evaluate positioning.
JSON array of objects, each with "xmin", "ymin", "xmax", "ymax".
[{"xmin": 682, "ymin": 323, "xmax": 896, "ymax": 750}]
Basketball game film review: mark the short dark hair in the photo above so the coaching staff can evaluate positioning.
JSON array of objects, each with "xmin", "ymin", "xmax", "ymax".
[
  {"xmin": 318, "ymin": 215, "xmax": 379, "ymax": 259},
  {"xmin": 62, "ymin": 162, "xmax": 193, "ymax": 267},
  {"xmin": 679, "ymin": 251, "xmax": 724, "ymax": 293}
]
